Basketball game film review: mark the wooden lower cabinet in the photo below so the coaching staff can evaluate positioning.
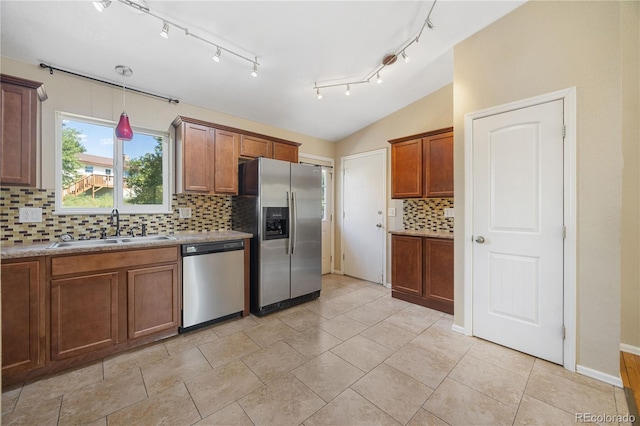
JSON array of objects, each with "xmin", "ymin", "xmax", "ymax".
[
  {"xmin": 1, "ymin": 258, "xmax": 45, "ymax": 375},
  {"xmin": 51, "ymin": 272, "xmax": 119, "ymax": 360},
  {"xmin": 391, "ymin": 235, "xmax": 453, "ymax": 314},
  {"xmin": 127, "ymin": 264, "xmax": 179, "ymax": 339}
]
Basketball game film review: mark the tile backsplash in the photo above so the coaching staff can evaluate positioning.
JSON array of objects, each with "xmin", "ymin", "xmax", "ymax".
[
  {"xmin": 0, "ymin": 187, "xmax": 232, "ymax": 245},
  {"xmin": 403, "ymin": 198, "xmax": 454, "ymax": 232}
]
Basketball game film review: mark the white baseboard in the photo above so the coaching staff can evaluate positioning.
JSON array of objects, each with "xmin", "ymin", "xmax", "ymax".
[
  {"xmin": 620, "ymin": 343, "xmax": 640, "ymax": 356},
  {"xmin": 331, "ymin": 270, "xmax": 343, "ymax": 275},
  {"xmin": 576, "ymin": 364, "xmax": 623, "ymax": 388},
  {"xmin": 451, "ymin": 324, "xmax": 466, "ymax": 335},
  {"xmin": 384, "ymin": 282, "xmax": 391, "ymax": 289}
]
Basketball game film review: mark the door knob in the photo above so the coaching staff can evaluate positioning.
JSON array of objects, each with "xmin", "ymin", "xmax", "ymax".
[
  {"xmin": 376, "ymin": 223, "xmax": 382, "ymax": 228},
  {"xmin": 475, "ymin": 236, "xmax": 485, "ymax": 243}
]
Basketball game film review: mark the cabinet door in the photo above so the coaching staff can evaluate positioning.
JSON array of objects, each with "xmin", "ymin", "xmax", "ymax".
[
  {"xmin": 127, "ymin": 264, "xmax": 179, "ymax": 339},
  {"xmin": 424, "ymin": 239, "xmax": 454, "ymax": 314},
  {"xmin": 213, "ymin": 129, "xmax": 239, "ymax": 194},
  {"xmin": 391, "ymin": 138, "xmax": 423, "ymax": 198},
  {"xmin": 1, "ymin": 260, "xmax": 44, "ymax": 374},
  {"xmin": 273, "ymin": 142, "xmax": 298, "ymax": 163},
  {"xmin": 240, "ymin": 135, "xmax": 272, "ymax": 159},
  {"xmin": 1, "ymin": 82, "xmax": 37, "ymax": 186},
  {"xmin": 424, "ymin": 131, "xmax": 453, "ymax": 197},
  {"xmin": 391, "ymin": 235, "xmax": 423, "ymax": 295},
  {"xmin": 51, "ymin": 272, "xmax": 119, "ymax": 360},
  {"xmin": 182, "ymin": 122, "xmax": 212, "ymax": 192}
]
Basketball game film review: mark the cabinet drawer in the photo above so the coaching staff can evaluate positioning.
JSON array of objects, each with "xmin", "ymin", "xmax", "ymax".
[{"xmin": 51, "ymin": 246, "xmax": 179, "ymax": 276}]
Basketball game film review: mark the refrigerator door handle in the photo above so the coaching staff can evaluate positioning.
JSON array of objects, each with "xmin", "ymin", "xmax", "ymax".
[
  {"xmin": 292, "ymin": 191, "xmax": 298, "ymax": 255},
  {"xmin": 286, "ymin": 191, "xmax": 292, "ymax": 255}
]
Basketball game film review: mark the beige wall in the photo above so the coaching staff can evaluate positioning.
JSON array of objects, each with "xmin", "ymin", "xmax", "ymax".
[
  {"xmin": 454, "ymin": 1, "xmax": 629, "ymax": 378},
  {"xmin": 0, "ymin": 57, "xmax": 335, "ymax": 188},
  {"xmin": 620, "ymin": 0, "xmax": 640, "ymax": 350},
  {"xmin": 334, "ymin": 83, "xmax": 453, "ymax": 281}
]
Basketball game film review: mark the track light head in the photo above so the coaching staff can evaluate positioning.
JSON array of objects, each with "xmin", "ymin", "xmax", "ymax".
[
  {"xmin": 251, "ymin": 62, "xmax": 258, "ymax": 77},
  {"xmin": 345, "ymin": 85, "xmax": 351, "ymax": 96},
  {"xmin": 402, "ymin": 50, "xmax": 411, "ymax": 63},
  {"xmin": 376, "ymin": 72, "xmax": 382, "ymax": 84},
  {"xmin": 93, "ymin": 0, "xmax": 111, "ymax": 12},
  {"xmin": 427, "ymin": 19, "xmax": 434, "ymax": 29},
  {"xmin": 160, "ymin": 22, "xmax": 169, "ymax": 39},
  {"xmin": 316, "ymin": 88, "xmax": 323, "ymax": 100},
  {"xmin": 213, "ymin": 47, "xmax": 221, "ymax": 62}
]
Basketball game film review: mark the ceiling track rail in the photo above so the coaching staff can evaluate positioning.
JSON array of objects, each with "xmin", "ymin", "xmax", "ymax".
[{"xmin": 39, "ymin": 62, "xmax": 180, "ymax": 104}]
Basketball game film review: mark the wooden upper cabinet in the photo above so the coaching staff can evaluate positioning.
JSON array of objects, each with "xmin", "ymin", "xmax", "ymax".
[
  {"xmin": 273, "ymin": 141, "xmax": 298, "ymax": 163},
  {"xmin": 213, "ymin": 129, "xmax": 239, "ymax": 194},
  {"xmin": 1, "ymin": 74, "xmax": 44, "ymax": 187},
  {"xmin": 1, "ymin": 259, "xmax": 45, "ymax": 376},
  {"xmin": 389, "ymin": 127, "xmax": 453, "ymax": 199},
  {"xmin": 424, "ymin": 131, "xmax": 453, "ymax": 197},
  {"xmin": 391, "ymin": 138, "xmax": 423, "ymax": 198},
  {"xmin": 179, "ymin": 121, "xmax": 212, "ymax": 193},
  {"xmin": 240, "ymin": 135, "xmax": 272, "ymax": 159}
]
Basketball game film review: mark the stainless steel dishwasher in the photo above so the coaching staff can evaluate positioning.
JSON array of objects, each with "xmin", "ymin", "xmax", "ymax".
[{"xmin": 180, "ymin": 240, "xmax": 244, "ymax": 332}]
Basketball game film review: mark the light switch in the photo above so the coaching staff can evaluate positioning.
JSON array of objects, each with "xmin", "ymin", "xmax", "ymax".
[
  {"xmin": 388, "ymin": 208, "xmax": 396, "ymax": 217},
  {"xmin": 179, "ymin": 207, "xmax": 192, "ymax": 219},
  {"xmin": 19, "ymin": 207, "xmax": 43, "ymax": 223}
]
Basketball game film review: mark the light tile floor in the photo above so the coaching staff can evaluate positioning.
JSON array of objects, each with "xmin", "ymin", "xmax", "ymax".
[{"xmin": 1, "ymin": 274, "xmax": 633, "ymax": 425}]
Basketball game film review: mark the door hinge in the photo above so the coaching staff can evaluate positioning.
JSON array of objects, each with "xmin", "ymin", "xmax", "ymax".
[
  {"xmin": 562, "ymin": 226, "xmax": 567, "ymax": 239},
  {"xmin": 562, "ymin": 125, "xmax": 566, "ymax": 138},
  {"xmin": 562, "ymin": 325, "xmax": 566, "ymax": 340}
]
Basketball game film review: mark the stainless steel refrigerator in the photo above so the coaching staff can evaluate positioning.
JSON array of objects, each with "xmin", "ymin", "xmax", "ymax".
[{"xmin": 233, "ymin": 157, "xmax": 322, "ymax": 316}]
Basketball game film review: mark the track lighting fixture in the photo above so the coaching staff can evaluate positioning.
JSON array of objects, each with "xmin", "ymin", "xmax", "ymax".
[
  {"xmin": 97, "ymin": 0, "xmax": 261, "ymax": 78},
  {"xmin": 160, "ymin": 21, "xmax": 169, "ymax": 39},
  {"xmin": 316, "ymin": 87, "xmax": 323, "ymax": 100},
  {"xmin": 312, "ymin": 0, "xmax": 437, "ymax": 98},
  {"xmin": 93, "ymin": 0, "xmax": 111, "ymax": 12}
]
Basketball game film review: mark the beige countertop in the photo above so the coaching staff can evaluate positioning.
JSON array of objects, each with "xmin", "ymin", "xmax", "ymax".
[
  {"xmin": 1, "ymin": 230, "xmax": 253, "ymax": 260},
  {"xmin": 389, "ymin": 229, "xmax": 454, "ymax": 240}
]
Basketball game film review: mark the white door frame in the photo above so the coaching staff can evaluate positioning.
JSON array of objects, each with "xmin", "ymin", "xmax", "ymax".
[
  {"xmin": 463, "ymin": 87, "xmax": 577, "ymax": 371},
  {"xmin": 299, "ymin": 153, "xmax": 336, "ymax": 274},
  {"xmin": 340, "ymin": 148, "xmax": 387, "ymax": 282}
]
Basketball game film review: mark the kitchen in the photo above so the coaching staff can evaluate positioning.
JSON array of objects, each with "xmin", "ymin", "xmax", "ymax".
[{"xmin": 1, "ymin": 0, "xmax": 639, "ymax": 424}]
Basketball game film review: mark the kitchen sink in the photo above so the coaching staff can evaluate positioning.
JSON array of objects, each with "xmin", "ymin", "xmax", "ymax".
[{"xmin": 47, "ymin": 235, "xmax": 176, "ymax": 249}]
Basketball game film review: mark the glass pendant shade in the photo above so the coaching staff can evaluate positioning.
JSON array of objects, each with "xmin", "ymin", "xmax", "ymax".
[{"xmin": 115, "ymin": 112, "xmax": 133, "ymax": 141}]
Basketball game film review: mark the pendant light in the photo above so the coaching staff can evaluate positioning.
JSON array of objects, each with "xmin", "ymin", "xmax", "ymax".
[{"xmin": 115, "ymin": 65, "xmax": 133, "ymax": 141}]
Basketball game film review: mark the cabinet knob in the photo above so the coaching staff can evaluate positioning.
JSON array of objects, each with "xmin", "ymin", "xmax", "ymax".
[{"xmin": 475, "ymin": 236, "xmax": 485, "ymax": 244}]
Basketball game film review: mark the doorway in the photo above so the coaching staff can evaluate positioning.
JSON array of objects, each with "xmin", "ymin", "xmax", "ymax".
[
  {"xmin": 341, "ymin": 149, "xmax": 386, "ymax": 284},
  {"xmin": 299, "ymin": 154, "xmax": 334, "ymax": 275},
  {"xmin": 464, "ymin": 88, "xmax": 577, "ymax": 369}
]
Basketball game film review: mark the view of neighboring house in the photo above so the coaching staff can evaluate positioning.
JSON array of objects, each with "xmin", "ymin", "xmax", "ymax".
[{"xmin": 63, "ymin": 153, "xmax": 130, "ymax": 199}]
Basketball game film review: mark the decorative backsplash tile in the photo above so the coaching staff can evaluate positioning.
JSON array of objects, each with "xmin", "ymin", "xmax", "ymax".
[
  {"xmin": 403, "ymin": 198, "xmax": 454, "ymax": 232},
  {"xmin": 0, "ymin": 187, "xmax": 232, "ymax": 245}
]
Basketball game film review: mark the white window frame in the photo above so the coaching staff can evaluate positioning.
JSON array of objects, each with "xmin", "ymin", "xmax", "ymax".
[{"xmin": 55, "ymin": 111, "xmax": 172, "ymax": 215}]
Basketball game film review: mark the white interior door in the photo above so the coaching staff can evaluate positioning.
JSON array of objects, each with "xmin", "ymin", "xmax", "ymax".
[
  {"xmin": 342, "ymin": 150, "xmax": 385, "ymax": 284},
  {"xmin": 321, "ymin": 167, "xmax": 332, "ymax": 274},
  {"xmin": 472, "ymin": 99, "xmax": 565, "ymax": 364}
]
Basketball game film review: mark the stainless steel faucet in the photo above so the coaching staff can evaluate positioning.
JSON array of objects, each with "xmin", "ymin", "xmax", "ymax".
[{"xmin": 109, "ymin": 208, "xmax": 121, "ymax": 236}]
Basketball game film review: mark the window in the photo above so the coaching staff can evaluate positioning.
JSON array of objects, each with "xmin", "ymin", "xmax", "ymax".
[{"xmin": 55, "ymin": 112, "xmax": 171, "ymax": 214}]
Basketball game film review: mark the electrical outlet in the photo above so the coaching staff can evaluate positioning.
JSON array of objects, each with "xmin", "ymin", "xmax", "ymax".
[
  {"xmin": 179, "ymin": 207, "xmax": 192, "ymax": 219},
  {"xmin": 387, "ymin": 208, "xmax": 396, "ymax": 217},
  {"xmin": 443, "ymin": 208, "xmax": 455, "ymax": 218},
  {"xmin": 19, "ymin": 207, "xmax": 43, "ymax": 223}
]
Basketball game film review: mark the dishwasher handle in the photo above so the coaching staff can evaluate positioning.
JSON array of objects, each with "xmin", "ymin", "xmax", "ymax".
[{"xmin": 181, "ymin": 240, "xmax": 244, "ymax": 256}]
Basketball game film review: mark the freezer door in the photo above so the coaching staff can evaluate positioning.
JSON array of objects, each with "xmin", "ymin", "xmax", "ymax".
[
  {"xmin": 290, "ymin": 163, "xmax": 322, "ymax": 298},
  {"xmin": 258, "ymin": 158, "xmax": 292, "ymax": 307}
]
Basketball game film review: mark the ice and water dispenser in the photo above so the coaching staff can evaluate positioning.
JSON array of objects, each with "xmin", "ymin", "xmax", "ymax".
[{"xmin": 263, "ymin": 207, "xmax": 288, "ymax": 240}]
